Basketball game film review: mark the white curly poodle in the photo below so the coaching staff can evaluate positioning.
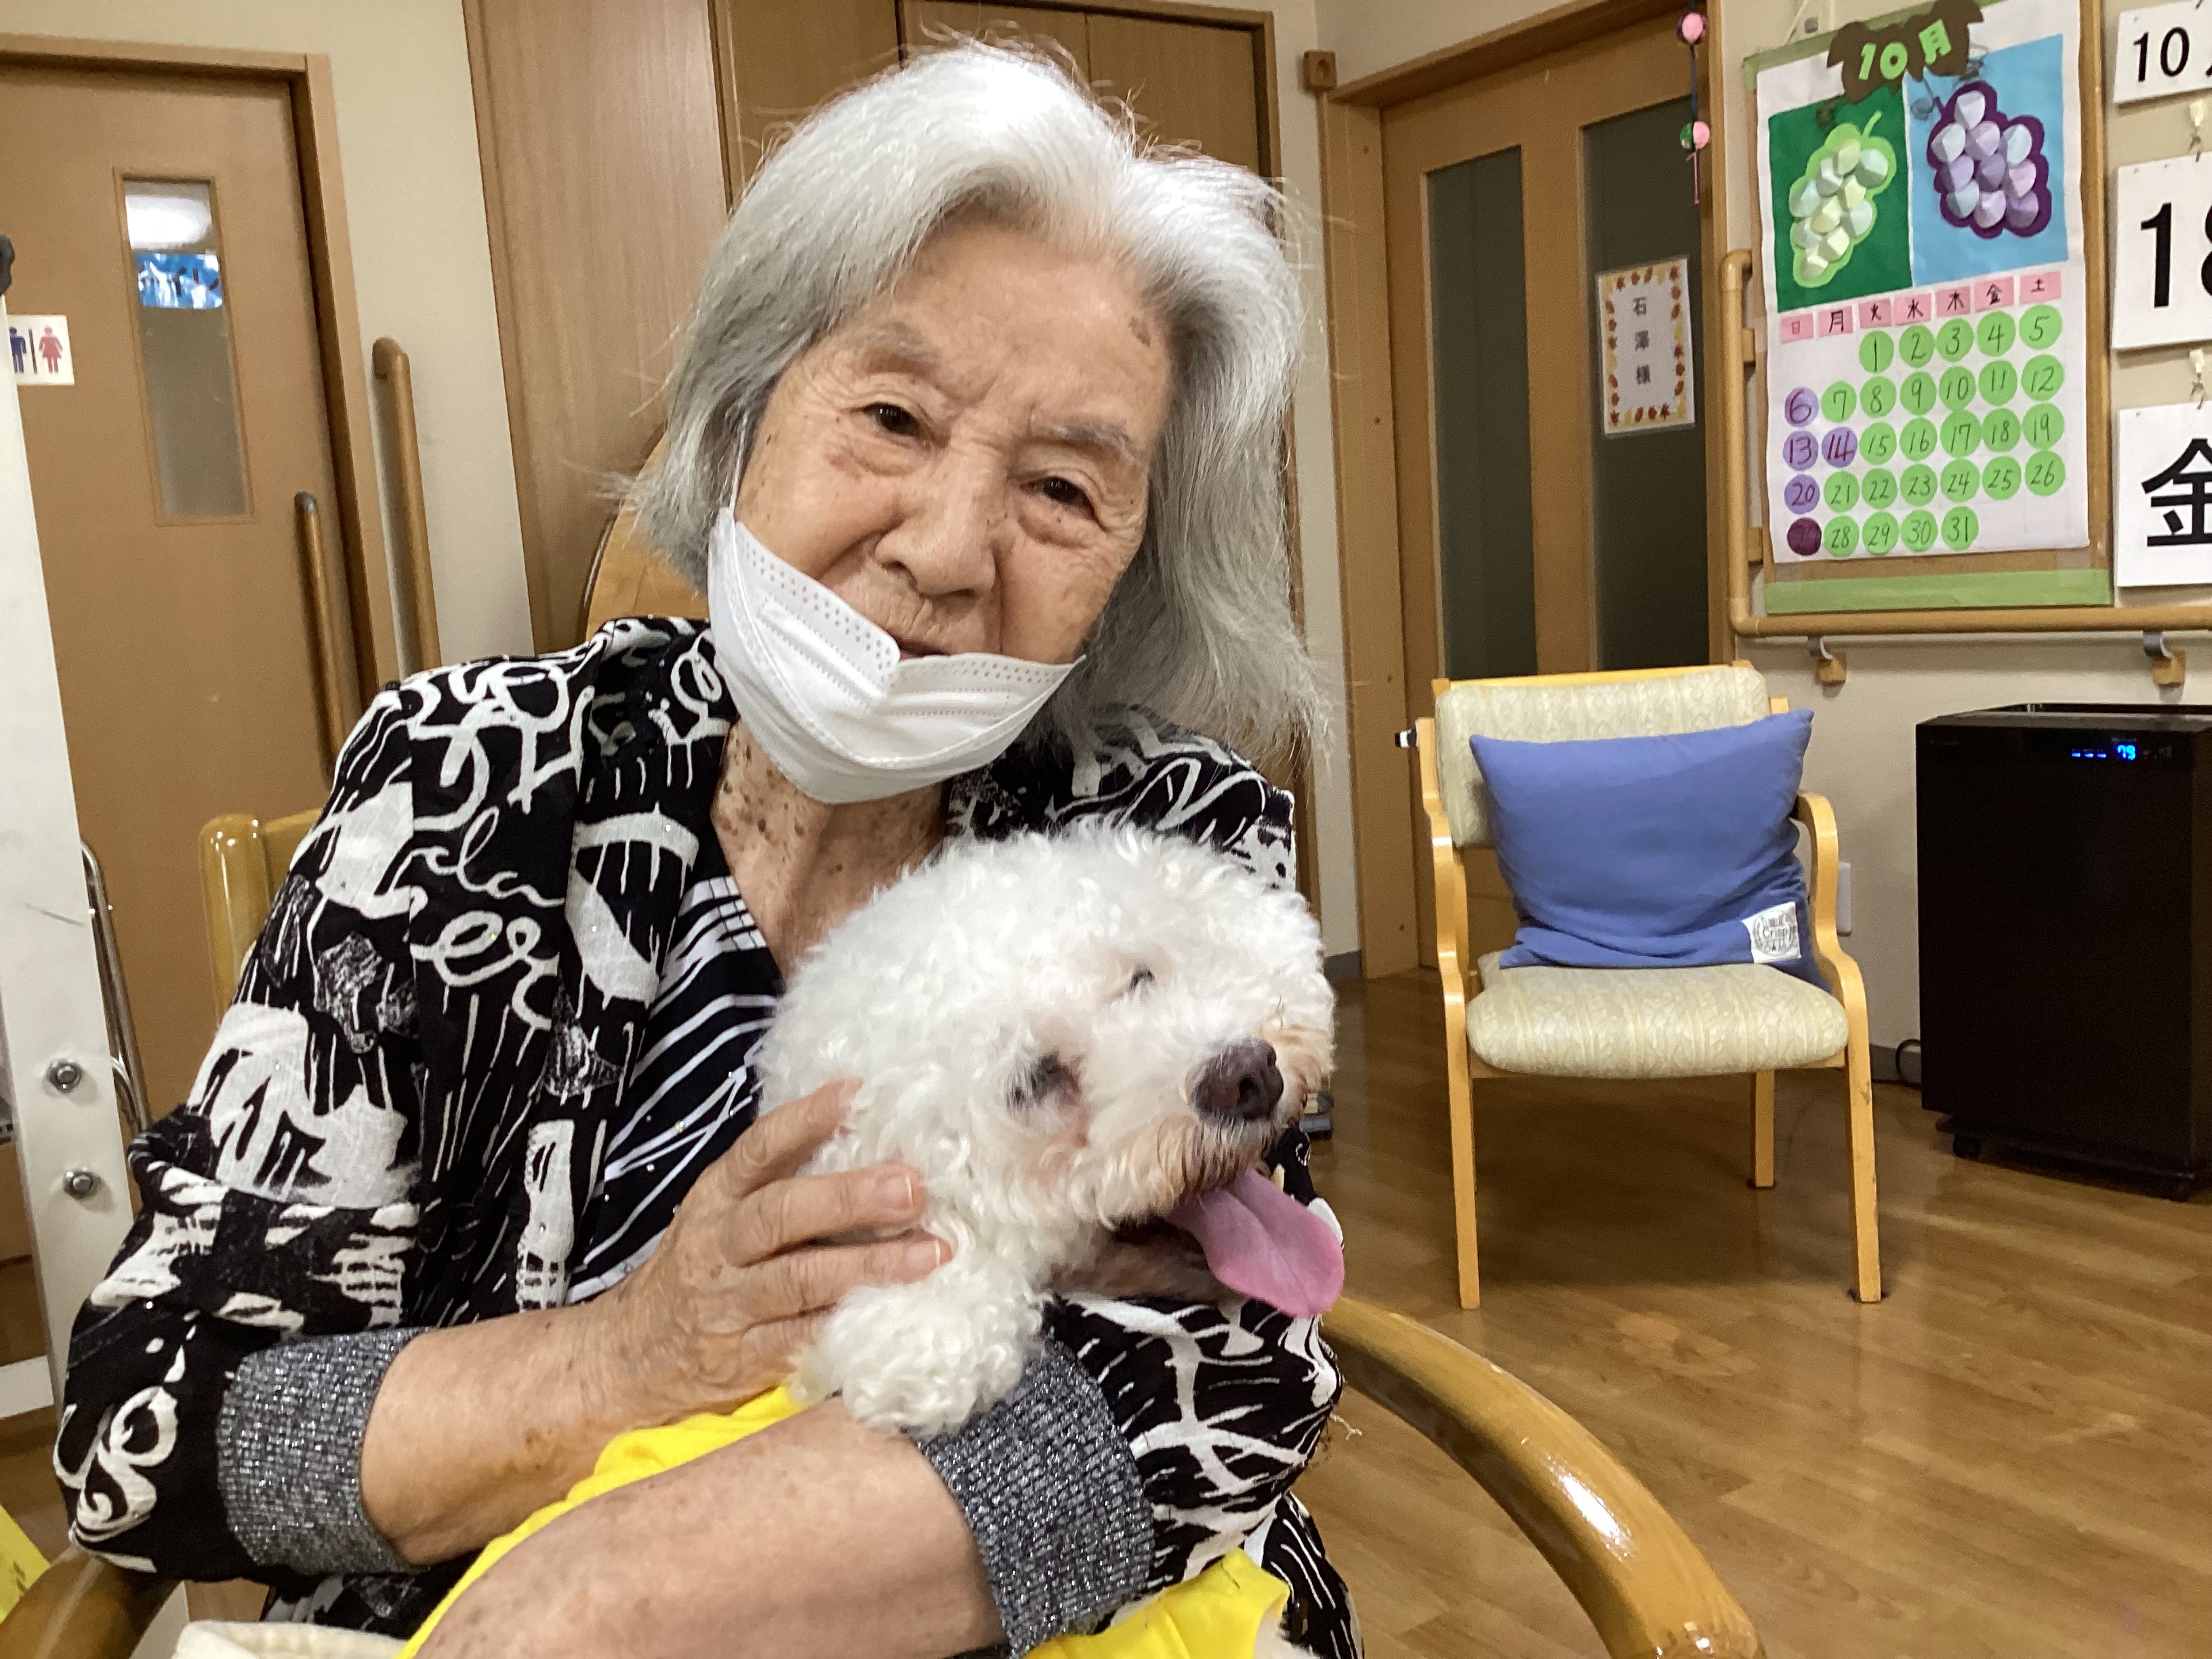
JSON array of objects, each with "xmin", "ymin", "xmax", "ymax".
[{"xmin": 766, "ymin": 824, "xmax": 1340, "ymax": 1437}]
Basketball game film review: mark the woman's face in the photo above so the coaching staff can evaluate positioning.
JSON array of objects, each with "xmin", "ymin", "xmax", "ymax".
[{"xmin": 735, "ymin": 220, "xmax": 1173, "ymax": 664}]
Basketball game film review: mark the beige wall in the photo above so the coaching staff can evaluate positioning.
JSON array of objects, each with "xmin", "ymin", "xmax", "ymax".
[
  {"xmin": 1317, "ymin": 0, "xmax": 2211, "ymax": 1039},
  {"xmin": 0, "ymin": 0, "xmax": 536, "ymax": 665}
]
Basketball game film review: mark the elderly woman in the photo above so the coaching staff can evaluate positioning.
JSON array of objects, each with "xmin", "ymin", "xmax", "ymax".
[{"xmin": 57, "ymin": 43, "xmax": 1349, "ymax": 1659}]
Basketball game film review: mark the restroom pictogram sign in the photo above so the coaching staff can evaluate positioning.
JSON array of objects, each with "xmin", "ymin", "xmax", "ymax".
[{"xmin": 6, "ymin": 314, "xmax": 73, "ymax": 386}]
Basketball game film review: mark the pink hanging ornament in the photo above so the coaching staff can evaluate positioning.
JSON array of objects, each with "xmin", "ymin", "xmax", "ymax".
[{"xmin": 1677, "ymin": 10, "xmax": 1706, "ymax": 45}]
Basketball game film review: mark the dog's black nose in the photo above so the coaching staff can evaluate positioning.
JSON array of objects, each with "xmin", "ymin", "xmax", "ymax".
[{"xmin": 1193, "ymin": 1039, "xmax": 1284, "ymax": 1123}]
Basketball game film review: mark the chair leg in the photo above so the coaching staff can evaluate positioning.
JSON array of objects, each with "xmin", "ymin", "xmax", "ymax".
[
  {"xmin": 1748, "ymin": 1071, "xmax": 1776, "ymax": 1189},
  {"xmin": 1844, "ymin": 1040, "xmax": 1883, "ymax": 1303},
  {"xmin": 1446, "ymin": 1016, "xmax": 1481, "ymax": 1309}
]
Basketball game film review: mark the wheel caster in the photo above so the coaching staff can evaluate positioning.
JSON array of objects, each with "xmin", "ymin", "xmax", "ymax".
[
  {"xmin": 2163, "ymin": 1176, "xmax": 2198, "ymax": 1203},
  {"xmin": 1952, "ymin": 1134, "xmax": 1983, "ymax": 1161}
]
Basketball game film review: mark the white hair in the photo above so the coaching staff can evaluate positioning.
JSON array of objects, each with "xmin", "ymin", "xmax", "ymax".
[{"xmin": 633, "ymin": 42, "xmax": 1322, "ymax": 763}]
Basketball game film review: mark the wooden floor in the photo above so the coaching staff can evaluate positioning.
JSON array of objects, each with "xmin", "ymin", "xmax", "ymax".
[
  {"xmin": 1296, "ymin": 970, "xmax": 2212, "ymax": 1659},
  {"xmin": 0, "ymin": 970, "xmax": 2205, "ymax": 1654}
]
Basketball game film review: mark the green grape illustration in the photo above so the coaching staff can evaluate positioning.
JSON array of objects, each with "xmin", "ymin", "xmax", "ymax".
[{"xmin": 1786, "ymin": 112, "xmax": 1896, "ymax": 288}]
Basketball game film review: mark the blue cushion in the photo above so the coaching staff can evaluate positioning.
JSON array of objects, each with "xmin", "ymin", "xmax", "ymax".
[{"xmin": 1469, "ymin": 710, "xmax": 1822, "ymax": 985}]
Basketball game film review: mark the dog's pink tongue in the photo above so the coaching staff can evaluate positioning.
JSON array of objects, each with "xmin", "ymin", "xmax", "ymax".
[{"xmin": 1168, "ymin": 1170, "xmax": 1343, "ymax": 1317}]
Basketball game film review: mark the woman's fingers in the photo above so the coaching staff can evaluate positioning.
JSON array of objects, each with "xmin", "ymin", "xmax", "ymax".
[
  {"xmin": 606, "ymin": 1084, "xmax": 945, "ymax": 1416},
  {"xmin": 728, "ymin": 1163, "xmax": 926, "ymax": 1265},
  {"xmin": 743, "ymin": 1233, "xmax": 949, "ymax": 1324},
  {"xmin": 713, "ymin": 1081, "xmax": 859, "ymax": 1200}
]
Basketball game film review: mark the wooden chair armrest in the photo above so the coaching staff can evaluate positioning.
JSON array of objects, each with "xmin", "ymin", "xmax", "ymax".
[
  {"xmin": 1414, "ymin": 718, "xmax": 1473, "ymax": 1003},
  {"xmin": 1320, "ymin": 1296, "xmax": 1763, "ymax": 1659},
  {"xmin": 0, "ymin": 1549, "xmax": 168, "ymax": 1659},
  {"xmin": 1790, "ymin": 792, "xmax": 1868, "ymax": 1019}
]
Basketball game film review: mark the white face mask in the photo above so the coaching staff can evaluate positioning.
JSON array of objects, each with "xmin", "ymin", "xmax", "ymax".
[{"xmin": 705, "ymin": 508, "xmax": 1079, "ymax": 804}]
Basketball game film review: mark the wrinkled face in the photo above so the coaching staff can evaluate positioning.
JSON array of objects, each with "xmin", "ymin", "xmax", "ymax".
[
  {"xmin": 735, "ymin": 219, "xmax": 1174, "ymax": 666},
  {"xmin": 762, "ymin": 829, "xmax": 1333, "ymax": 1234}
]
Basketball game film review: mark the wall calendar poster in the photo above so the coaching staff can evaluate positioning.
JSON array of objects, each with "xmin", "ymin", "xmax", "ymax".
[{"xmin": 1755, "ymin": 0, "xmax": 2088, "ymax": 564}]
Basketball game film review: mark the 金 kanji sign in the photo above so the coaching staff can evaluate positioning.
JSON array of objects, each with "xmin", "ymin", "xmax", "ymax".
[
  {"xmin": 1597, "ymin": 259, "xmax": 1694, "ymax": 436},
  {"xmin": 2116, "ymin": 402, "xmax": 2212, "ymax": 586}
]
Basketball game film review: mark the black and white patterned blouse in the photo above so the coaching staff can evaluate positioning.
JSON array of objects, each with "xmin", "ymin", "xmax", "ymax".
[{"xmin": 54, "ymin": 619, "xmax": 1356, "ymax": 1656}]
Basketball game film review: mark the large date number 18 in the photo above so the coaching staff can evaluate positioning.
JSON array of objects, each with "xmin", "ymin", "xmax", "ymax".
[{"xmin": 2137, "ymin": 199, "xmax": 2212, "ymax": 308}]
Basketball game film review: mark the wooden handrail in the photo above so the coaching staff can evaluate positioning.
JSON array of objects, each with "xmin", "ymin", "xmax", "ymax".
[
  {"xmin": 1718, "ymin": 247, "xmax": 2212, "ymax": 642},
  {"xmin": 372, "ymin": 338, "xmax": 442, "ymax": 670},
  {"xmin": 292, "ymin": 491, "xmax": 354, "ymax": 773}
]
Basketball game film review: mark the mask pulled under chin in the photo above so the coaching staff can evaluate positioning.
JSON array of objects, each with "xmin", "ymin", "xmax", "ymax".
[{"xmin": 704, "ymin": 510, "xmax": 1080, "ymax": 805}]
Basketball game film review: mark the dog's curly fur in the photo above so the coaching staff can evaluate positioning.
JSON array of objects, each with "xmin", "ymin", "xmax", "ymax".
[{"xmin": 758, "ymin": 825, "xmax": 1334, "ymax": 1437}]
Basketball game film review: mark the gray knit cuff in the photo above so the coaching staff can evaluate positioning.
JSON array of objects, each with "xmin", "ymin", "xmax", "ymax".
[
  {"xmin": 216, "ymin": 1328, "xmax": 424, "ymax": 1576},
  {"xmin": 914, "ymin": 1339, "xmax": 1151, "ymax": 1656}
]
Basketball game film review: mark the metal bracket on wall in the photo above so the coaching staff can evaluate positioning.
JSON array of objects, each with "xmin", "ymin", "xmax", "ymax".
[
  {"xmin": 2144, "ymin": 630, "xmax": 2188, "ymax": 689},
  {"xmin": 1809, "ymin": 635, "xmax": 1848, "ymax": 687}
]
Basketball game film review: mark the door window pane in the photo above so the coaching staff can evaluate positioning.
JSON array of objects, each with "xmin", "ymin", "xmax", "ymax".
[
  {"xmin": 1582, "ymin": 102, "xmax": 1707, "ymax": 670},
  {"xmin": 1427, "ymin": 150, "xmax": 1537, "ymax": 682},
  {"xmin": 125, "ymin": 180, "xmax": 248, "ymax": 518}
]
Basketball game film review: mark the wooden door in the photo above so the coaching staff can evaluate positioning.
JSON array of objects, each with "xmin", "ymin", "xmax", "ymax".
[
  {"xmin": 466, "ymin": 0, "xmax": 731, "ymax": 648},
  {"xmin": 1382, "ymin": 17, "xmax": 1715, "ymax": 962},
  {"xmin": 897, "ymin": 2, "xmax": 1271, "ymax": 171},
  {"xmin": 1088, "ymin": 14, "xmax": 1262, "ymax": 171},
  {"xmin": 903, "ymin": 3, "xmax": 1092, "ymax": 70},
  {"xmin": 0, "ymin": 65, "xmax": 344, "ymax": 1118}
]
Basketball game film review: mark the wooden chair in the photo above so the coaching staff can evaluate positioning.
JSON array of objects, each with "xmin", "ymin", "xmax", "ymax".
[
  {"xmin": 3, "ymin": 1298, "xmax": 1761, "ymax": 1659},
  {"xmin": 199, "ymin": 809, "xmax": 322, "ymax": 1012},
  {"xmin": 575, "ymin": 449, "xmax": 706, "ymax": 642},
  {"xmin": 0, "ymin": 761, "xmax": 1770, "ymax": 1659},
  {"xmin": 1415, "ymin": 662, "xmax": 1880, "ymax": 1310}
]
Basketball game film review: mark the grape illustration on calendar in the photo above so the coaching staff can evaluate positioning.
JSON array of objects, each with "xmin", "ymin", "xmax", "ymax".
[{"xmin": 1755, "ymin": 0, "xmax": 2088, "ymax": 561}]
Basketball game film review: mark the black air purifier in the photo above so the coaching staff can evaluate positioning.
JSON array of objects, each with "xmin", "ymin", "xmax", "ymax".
[{"xmin": 1917, "ymin": 704, "xmax": 2212, "ymax": 1197}]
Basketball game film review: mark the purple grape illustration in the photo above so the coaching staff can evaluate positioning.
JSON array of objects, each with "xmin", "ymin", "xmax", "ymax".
[{"xmin": 1927, "ymin": 81, "xmax": 2049, "ymax": 240}]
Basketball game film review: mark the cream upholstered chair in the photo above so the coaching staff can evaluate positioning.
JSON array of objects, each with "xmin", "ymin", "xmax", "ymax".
[{"xmin": 1414, "ymin": 662, "xmax": 1880, "ymax": 1310}]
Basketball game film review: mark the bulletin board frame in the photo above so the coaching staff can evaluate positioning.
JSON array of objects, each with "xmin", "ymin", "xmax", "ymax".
[{"xmin": 1740, "ymin": 0, "xmax": 2112, "ymax": 613}]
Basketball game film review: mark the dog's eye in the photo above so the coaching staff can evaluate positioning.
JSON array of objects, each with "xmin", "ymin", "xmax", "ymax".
[
  {"xmin": 1010, "ymin": 1053, "xmax": 1076, "ymax": 1110},
  {"xmin": 1124, "ymin": 964, "xmax": 1156, "ymax": 995}
]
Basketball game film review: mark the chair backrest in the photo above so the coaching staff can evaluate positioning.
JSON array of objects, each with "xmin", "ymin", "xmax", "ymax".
[
  {"xmin": 577, "ymin": 436, "xmax": 708, "ymax": 641},
  {"xmin": 1433, "ymin": 663, "xmax": 1775, "ymax": 848},
  {"xmin": 199, "ymin": 808, "xmax": 321, "ymax": 1008}
]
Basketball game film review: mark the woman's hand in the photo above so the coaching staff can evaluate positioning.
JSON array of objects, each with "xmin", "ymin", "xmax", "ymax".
[
  {"xmin": 588, "ymin": 1080, "xmax": 948, "ymax": 1423},
  {"xmin": 362, "ymin": 1082, "xmax": 945, "ymax": 1565}
]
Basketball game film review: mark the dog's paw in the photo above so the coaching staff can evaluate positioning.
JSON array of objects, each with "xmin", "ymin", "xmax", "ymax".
[{"xmin": 799, "ymin": 1275, "xmax": 1040, "ymax": 1436}]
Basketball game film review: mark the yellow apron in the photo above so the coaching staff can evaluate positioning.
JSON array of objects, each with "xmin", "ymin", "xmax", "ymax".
[{"xmin": 397, "ymin": 1387, "xmax": 1288, "ymax": 1658}]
